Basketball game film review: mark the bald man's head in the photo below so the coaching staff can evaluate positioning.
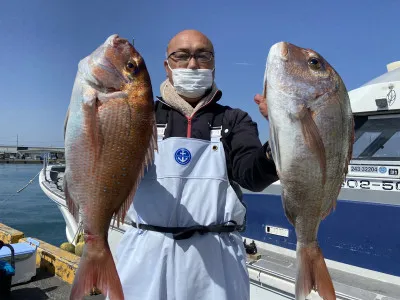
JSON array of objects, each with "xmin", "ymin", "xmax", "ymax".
[
  {"xmin": 163, "ymin": 29, "xmax": 216, "ymax": 104},
  {"xmin": 166, "ymin": 30, "xmax": 214, "ymax": 55}
]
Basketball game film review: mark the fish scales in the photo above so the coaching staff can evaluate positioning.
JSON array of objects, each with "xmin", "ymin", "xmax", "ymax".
[
  {"xmin": 63, "ymin": 34, "xmax": 157, "ymax": 300},
  {"xmin": 264, "ymin": 41, "xmax": 354, "ymax": 300}
]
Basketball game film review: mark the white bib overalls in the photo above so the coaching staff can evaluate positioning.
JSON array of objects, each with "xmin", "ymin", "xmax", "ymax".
[{"xmin": 113, "ymin": 123, "xmax": 250, "ymax": 300}]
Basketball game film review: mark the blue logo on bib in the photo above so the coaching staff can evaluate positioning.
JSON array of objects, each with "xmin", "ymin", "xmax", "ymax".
[{"xmin": 175, "ymin": 148, "xmax": 191, "ymax": 165}]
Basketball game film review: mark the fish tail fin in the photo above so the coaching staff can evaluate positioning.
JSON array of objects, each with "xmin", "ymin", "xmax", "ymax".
[
  {"xmin": 295, "ymin": 242, "xmax": 336, "ymax": 300},
  {"xmin": 69, "ymin": 238, "xmax": 123, "ymax": 300}
]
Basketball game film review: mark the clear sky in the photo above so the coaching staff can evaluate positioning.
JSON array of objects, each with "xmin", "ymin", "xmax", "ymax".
[{"xmin": 1, "ymin": 0, "xmax": 399, "ymax": 147}]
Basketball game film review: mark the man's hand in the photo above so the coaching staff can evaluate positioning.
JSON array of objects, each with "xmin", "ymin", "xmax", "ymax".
[{"xmin": 254, "ymin": 94, "xmax": 268, "ymax": 120}]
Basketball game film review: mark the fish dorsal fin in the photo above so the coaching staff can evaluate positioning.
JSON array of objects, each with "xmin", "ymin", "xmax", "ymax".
[
  {"xmin": 282, "ymin": 189, "xmax": 296, "ymax": 226},
  {"xmin": 63, "ymin": 175, "xmax": 80, "ymax": 222},
  {"xmin": 345, "ymin": 117, "xmax": 355, "ymax": 175},
  {"xmin": 64, "ymin": 105, "xmax": 70, "ymax": 141},
  {"xmin": 298, "ymin": 106, "xmax": 327, "ymax": 185},
  {"xmin": 269, "ymin": 122, "xmax": 282, "ymax": 174},
  {"xmin": 113, "ymin": 114, "xmax": 158, "ymax": 227}
]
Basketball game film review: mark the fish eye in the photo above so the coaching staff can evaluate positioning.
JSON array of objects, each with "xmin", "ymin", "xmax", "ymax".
[
  {"xmin": 126, "ymin": 61, "xmax": 139, "ymax": 75},
  {"xmin": 308, "ymin": 57, "xmax": 321, "ymax": 70}
]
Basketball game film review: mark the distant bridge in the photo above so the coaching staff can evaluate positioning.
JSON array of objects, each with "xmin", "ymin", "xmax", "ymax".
[
  {"xmin": 0, "ymin": 145, "xmax": 65, "ymax": 154},
  {"xmin": 17, "ymin": 146, "xmax": 65, "ymax": 153}
]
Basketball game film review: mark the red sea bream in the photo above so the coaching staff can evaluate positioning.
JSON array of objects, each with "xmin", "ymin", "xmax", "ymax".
[
  {"xmin": 264, "ymin": 42, "xmax": 354, "ymax": 300},
  {"xmin": 63, "ymin": 34, "xmax": 157, "ymax": 300}
]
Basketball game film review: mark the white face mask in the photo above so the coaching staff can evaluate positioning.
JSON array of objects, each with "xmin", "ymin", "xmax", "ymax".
[{"xmin": 168, "ymin": 64, "xmax": 214, "ymax": 98}]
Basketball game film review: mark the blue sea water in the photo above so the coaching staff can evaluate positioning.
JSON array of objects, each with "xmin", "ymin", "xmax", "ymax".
[{"xmin": 0, "ymin": 163, "xmax": 66, "ymax": 246}]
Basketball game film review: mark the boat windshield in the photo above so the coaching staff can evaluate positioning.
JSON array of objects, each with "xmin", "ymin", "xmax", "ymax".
[{"xmin": 352, "ymin": 115, "xmax": 400, "ymax": 161}]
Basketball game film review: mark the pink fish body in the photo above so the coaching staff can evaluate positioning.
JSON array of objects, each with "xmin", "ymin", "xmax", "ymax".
[{"xmin": 63, "ymin": 34, "xmax": 157, "ymax": 300}]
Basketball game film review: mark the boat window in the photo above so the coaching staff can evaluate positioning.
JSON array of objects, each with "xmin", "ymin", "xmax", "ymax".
[
  {"xmin": 352, "ymin": 116, "xmax": 400, "ymax": 161},
  {"xmin": 352, "ymin": 132, "xmax": 381, "ymax": 158},
  {"xmin": 372, "ymin": 131, "xmax": 400, "ymax": 158}
]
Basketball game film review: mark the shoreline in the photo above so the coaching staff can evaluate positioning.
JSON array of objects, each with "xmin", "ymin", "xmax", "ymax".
[{"xmin": 0, "ymin": 159, "xmax": 65, "ymax": 164}]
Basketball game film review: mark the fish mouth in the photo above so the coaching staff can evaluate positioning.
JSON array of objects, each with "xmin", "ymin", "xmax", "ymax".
[
  {"xmin": 270, "ymin": 42, "xmax": 289, "ymax": 62},
  {"xmin": 106, "ymin": 34, "xmax": 129, "ymax": 48},
  {"xmin": 86, "ymin": 81, "xmax": 123, "ymax": 95},
  {"xmin": 280, "ymin": 42, "xmax": 289, "ymax": 60},
  {"xmin": 93, "ymin": 35, "xmax": 130, "ymax": 88},
  {"xmin": 105, "ymin": 87, "xmax": 120, "ymax": 93}
]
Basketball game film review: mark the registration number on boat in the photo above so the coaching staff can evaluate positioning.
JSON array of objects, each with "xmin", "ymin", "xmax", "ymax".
[
  {"xmin": 348, "ymin": 165, "xmax": 399, "ymax": 178},
  {"xmin": 350, "ymin": 166, "xmax": 378, "ymax": 173},
  {"xmin": 342, "ymin": 178, "xmax": 400, "ymax": 191}
]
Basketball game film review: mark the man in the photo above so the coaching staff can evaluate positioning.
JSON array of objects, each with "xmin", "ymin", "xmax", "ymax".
[{"xmin": 113, "ymin": 29, "xmax": 278, "ymax": 300}]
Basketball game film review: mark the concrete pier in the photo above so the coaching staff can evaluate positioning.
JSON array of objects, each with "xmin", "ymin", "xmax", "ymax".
[
  {"xmin": 0, "ymin": 223, "xmax": 104, "ymax": 299},
  {"xmin": 8, "ymin": 268, "xmax": 105, "ymax": 300}
]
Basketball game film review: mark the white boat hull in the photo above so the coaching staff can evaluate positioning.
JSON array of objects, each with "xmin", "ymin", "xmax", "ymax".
[{"xmin": 38, "ymin": 165, "xmax": 400, "ymax": 300}]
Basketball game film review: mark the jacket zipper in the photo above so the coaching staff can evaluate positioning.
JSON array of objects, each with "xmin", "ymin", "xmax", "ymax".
[{"xmin": 186, "ymin": 118, "xmax": 192, "ymax": 138}]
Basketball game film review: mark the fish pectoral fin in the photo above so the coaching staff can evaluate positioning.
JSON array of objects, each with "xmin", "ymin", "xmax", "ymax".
[
  {"xmin": 298, "ymin": 106, "xmax": 327, "ymax": 185},
  {"xmin": 81, "ymin": 86, "xmax": 98, "ymax": 105},
  {"xmin": 97, "ymin": 91, "xmax": 128, "ymax": 104},
  {"xmin": 82, "ymin": 87, "xmax": 103, "ymax": 160}
]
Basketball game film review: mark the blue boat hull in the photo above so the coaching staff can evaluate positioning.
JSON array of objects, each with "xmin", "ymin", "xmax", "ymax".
[{"xmin": 242, "ymin": 191, "xmax": 400, "ymax": 277}]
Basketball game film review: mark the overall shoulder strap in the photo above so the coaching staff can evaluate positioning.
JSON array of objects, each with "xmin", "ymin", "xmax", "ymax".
[
  {"xmin": 208, "ymin": 105, "xmax": 230, "ymax": 142},
  {"xmin": 209, "ymin": 106, "xmax": 247, "ymax": 225},
  {"xmin": 155, "ymin": 100, "xmax": 170, "ymax": 125},
  {"xmin": 208, "ymin": 106, "xmax": 224, "ymax": 143},
  {"xmin": 155, "ymin": 100, "xmax": 170, "ymax": 140}
]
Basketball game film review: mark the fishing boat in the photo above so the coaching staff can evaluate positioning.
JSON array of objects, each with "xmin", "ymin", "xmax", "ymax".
[{"xmin": 39, "ymin": 62, "xmax": 400, "ymax": 299}]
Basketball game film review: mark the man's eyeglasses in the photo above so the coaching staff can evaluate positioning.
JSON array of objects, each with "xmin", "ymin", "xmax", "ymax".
[{"xmin": 167, "ymin": 51, "xmax": 214, "ymax": 64}]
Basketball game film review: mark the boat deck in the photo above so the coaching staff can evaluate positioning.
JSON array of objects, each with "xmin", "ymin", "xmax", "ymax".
[
  {"xmin": 6, "ymin": 255, "xmax": 399, "ymax": 300},
  {"xmin": 39, "ymin": 165, "xmax": 400, "ymax": 299},
  {"xmin": 8, "ymin": 268, "xmax": 105, "ymax": 300},
  {"xmin": 41, "ymin": 170, "xmax": 65, "ymax": 200},
  {"xmin": 247, "ymin": 243, "xmax": 400, "ymax": 300}
]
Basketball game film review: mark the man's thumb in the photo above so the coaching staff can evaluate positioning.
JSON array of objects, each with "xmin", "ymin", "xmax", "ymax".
[{"xmin": 254, "ymin": 94, "xmax": 264, "ymax": 105}]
